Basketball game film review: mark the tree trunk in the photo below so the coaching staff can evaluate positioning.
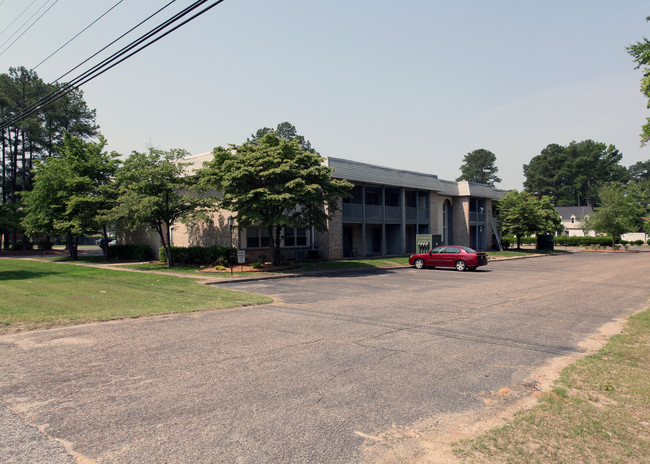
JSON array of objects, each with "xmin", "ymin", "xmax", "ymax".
[
  {"xmin": 2, "ymin": 127, "xmax": 6, "ymax": 204},
  {"xmin": 270, "ymin": 225, "xmax": 282, "ymax": 266},
  {"xmin": 516, "ymin": 233, "xmax": 522, "ymax": 250},
  {"xmin": 156, "ymin": 223, "xmax": 173, "ymax": 267},
  {"xmin": 21, "ymin": 129, "xmax": 26, "ymax": 191},
  {"xmin": 67, "ymin": 232, "xmax": 78, "ymax": 260},
  {"xmin": 102, "ymin": 225, "xmax": 109, "ymax": 262}
]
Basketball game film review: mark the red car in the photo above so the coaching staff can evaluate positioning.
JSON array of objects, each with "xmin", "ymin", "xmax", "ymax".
[{"xmin": 409, "ymin": 245, "xmax": 488, "ymax": 271}]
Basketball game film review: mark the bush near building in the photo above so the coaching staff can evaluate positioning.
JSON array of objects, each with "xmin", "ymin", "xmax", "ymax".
[{"xmin": 159, "ymin": 245, "xmax": 236, "ymax": 266}]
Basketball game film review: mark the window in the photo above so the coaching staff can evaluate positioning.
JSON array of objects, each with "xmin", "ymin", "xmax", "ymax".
[
  {"xmin": 246, "ymin": 227, "xmax": 307, "ymax": 248},
  {"xmin": 246, "ymin": 228, "xmax": 270, "ymax": 248},
  {"xmin": 284, "ymin": 227, "xmax": 307, "ymax": 247}
]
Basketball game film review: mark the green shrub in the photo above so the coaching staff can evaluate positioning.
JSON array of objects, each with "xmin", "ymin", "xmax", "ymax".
[
  {"xmin": 108, "ymin": 245, "xmax": 153, "ymax": 261},
  {"xmin": 250, "ymin": 261, "xmax": 262, "ymax": 269},
  {"xmin": 159, "ymin": 245, "xmax": 236, "ymax": 266},
  {"xmin": 9, "ymin": 240, "xmax": 33, "ymax": 250},
  {"xmin": 554, "ymin": 235, "xmax": 614, "ymax": 247},
  {"xmin": 501, "ymin": 238, "xmax": 510, "ymax": 249},
  {"xmin": 632, "ymin": 240, "xmax": 644, "ymax": 246}
]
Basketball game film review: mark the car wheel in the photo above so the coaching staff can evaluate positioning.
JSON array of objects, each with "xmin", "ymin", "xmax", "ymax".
[
  {"xmin": 455, "ymin": 260, "xmax": 467, "ymax": 271},
  {"xmin": 414, "ymin": 258, "xmax": 425, "ymax": 269}
]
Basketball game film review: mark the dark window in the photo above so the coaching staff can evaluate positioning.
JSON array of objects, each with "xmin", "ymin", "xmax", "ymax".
[
  {"xmin": 296, "ymin": 228, "xmax": 307, "ymax": 246},
  {"xmin": 247, "ymin": 228, "xmax": 270, "ymax": 248},
  {"xmin": 405, "ymin": 190, "xmax": 416, "ymax": 208},
  {"xmin": 365, "ymin": 187, "xmax": 382, "ymax": 205},
  {"xmin": 246, "ymin": 228, "xmax": 259, "ymax": 248},
  {"xmin": 284, "ymin": 227, "xmax": 307, "ymax": 247}
]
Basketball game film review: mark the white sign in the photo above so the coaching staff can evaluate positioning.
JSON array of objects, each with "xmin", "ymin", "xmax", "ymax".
[{"xmin": 237, "ymin": 250, "xmax": 246, "ymax": 264}]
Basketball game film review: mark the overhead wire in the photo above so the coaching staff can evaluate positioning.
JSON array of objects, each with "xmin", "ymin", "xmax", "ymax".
[
  {"xmin": 0, "ymin": 0, "xmax": 227, "ymax": 130},
  {"xmin": 50, "ymin": 0, "xmax": 177, "ymax": 84},
  {"xmin": 0, "ymin": 0, "xmax": 61, "ymax": 57},
  {"xmin": 0, "ymin": 0, "xmax": 177, "ymax": 99},
  {"xmin": 32, "ymin": 0, "xmax": 126, "ymax": 71},
  {"xmin": 0, "ymin": 0, "xmax": 39, "ymax": 38}
]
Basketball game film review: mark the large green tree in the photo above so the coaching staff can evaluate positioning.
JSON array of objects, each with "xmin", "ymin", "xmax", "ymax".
[
  {"xmin": 523, "ymin": 140, "xmax": 629, "ymax": 207},
  {"xmin": 21, "ymin": 134, "xmax": 118, "ymax": 259},
  {"xmin": 248, "ymin": 121, "xmax": 315, "ymax": 153},
  {"xmin": 498, "ymin": 190, "xmax": 563, "ymax": 249},
  {"xmin": 456, "ymin": 148, "xmax": 501, "ymax": 186},
  {"xmin": 111, "ymin": 148, "xmax": 212, "ymax": 267},
  {"xmin": 583, "ymin": 183, "xmax": 646, "ymax": 247},
  {"xmin": 1, "ymin": 66, "xmax": 98, "ymax": 248},
  {"xmin": 627, "ymin": 17, "xmax": 650, "ymax": 145},
  {"xmin": 199, "ymin": 131, "xmax": 352, "ymax": 266}
]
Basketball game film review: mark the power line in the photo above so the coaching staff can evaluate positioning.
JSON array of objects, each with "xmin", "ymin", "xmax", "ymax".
[
  {"xmin": 0, "ymin": 0, "xmax": 227, "ymax": 130},
  {"xmin": 51, "ymin": 0, "xmax": 178, "ymax": 84},
  {"xmin": 0, "ymin": 0, "xmax": 39, "ymax": 38},
  {"xmin": 0, "ymin": 0, "xmax": 61, "ymax": 57},
  {"xmin": 0, "ymin": 0, "xmax": 177, "ymax": 109},
  {"xmin": 33, "ymin": 0, "xmax": 126, "ymax": 71}
]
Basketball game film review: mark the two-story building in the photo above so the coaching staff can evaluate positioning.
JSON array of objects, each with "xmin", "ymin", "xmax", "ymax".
[{"xmin": 122, "ymin": 154, "xmax": 507, "ymax": 261}]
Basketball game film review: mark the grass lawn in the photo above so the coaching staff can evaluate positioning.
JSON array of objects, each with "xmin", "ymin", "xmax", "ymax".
[
  {"xmin": 120, "ymin": 257, "xmax": 412, "ymax": 275},
  {"xmin": 453, "ymin": 307, "xmax": 650, "ymax": 463},
  {"xmin": 0, "ymin": 259, "xmax": 271, "ymax": 333}
]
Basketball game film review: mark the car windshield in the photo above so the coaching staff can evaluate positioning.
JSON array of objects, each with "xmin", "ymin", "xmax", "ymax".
[{"xmin": 459, "ymin": 246, "xmax": 477, "ymax": 253}]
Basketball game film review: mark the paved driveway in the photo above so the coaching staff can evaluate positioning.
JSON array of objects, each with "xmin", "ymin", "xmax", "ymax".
[{"xmin": 1, "ymin": 252, "xmax": 649, "ymax": 463}]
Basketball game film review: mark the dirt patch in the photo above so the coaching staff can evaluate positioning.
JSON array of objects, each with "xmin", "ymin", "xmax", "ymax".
[
  {"xmin": 582, "ymin": 249, "xmax": 639, "ymax": 253},
  {"xmin": 199, "ymin": 262, "xmax": 300, "ymax": 273},
  {"xmin": 360, "ymin": 313, "xmax": 633, "ymax": 463}
]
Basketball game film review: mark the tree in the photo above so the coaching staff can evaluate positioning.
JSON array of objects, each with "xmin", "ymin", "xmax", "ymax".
[
  {"xmin": 498, "ymin": 190, "xmax": 562, "ymax": 249},
  {"xmin": 456, "ymin": 149, "xmax": 501, "ymax": 186},
  {"xmin": 111, "ymin": 148, "xmax": 212, "ymax": 267},
  {"xmin": 199, "ymin": 131, "xmax": 352, "ymax": 266},
  {"xmin": 628, "ymin": 160, "xmax": 650, "ymax": 181},
  {"xmin": 583, "ymin": 183, "xmax": 646, "ymax": 247},
  {"xmin": 627, "ymin": 18, "xmax": 650, "ymax": 145},
  {"xmin": 1, "ymin": 66, "xmax": 98, "ymax": 248},
  {"xmin": 21, "ymin": 134, "xmax": 118, "ymax": 260},
  {"xmin": 248, "ymin": 121, "xmax": 315, "ymax": 152},
  {"xmin": 523, "ymin": 140, "xmax": 629, "ymax": 207}
]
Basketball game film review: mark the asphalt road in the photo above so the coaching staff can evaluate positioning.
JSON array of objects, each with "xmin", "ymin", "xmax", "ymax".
[{"xmin": 1, "ymin": 251, "xmax": 649, "ymax": 463}]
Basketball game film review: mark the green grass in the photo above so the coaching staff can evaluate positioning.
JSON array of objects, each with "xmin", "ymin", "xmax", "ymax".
[
  {"xmin": 453, "ymin": 307, "xmax": 650, "ymax": 463},
  {"xmin": 124, "ymin": 257, "xmax": 411, "ymax": 275},
  {"xmin": 291, "ymin": 256, "xmax": 410, "ymax": 272},
  {"xmin": 122, "ymin": 262, "xmax": 205, "ymax": 274},
  {"xmin": 0, "ymin": 259, "xmax": 271, "ymax": 333}
]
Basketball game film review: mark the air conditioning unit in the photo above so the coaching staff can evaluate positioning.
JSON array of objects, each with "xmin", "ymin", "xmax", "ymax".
[{"xmin": 295, "ymin": 250, "xmax": 307, "ymax": 261}]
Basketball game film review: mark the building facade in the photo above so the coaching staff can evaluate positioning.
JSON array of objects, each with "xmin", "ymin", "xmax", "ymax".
[
  {"xmin": 121, "ymin": 154, "xmax": 507, "ymax": 261},
  {"xmin": 555, "ymin": 206, "xmax": 595, "ymax": 237}
]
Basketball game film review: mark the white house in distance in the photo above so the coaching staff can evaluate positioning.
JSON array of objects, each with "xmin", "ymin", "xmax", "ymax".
[
  {"xmin": 121, "ymin": 153, "xmax": 508, "ymax": 262},
  {"xmin": 555, "ymin": 206, "xmax": 595, "ymax": 237}
]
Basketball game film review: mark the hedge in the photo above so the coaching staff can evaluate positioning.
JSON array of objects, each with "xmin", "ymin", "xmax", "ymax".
[
  {"xmin": 159, "ymin": 245, "xmax": 236, "ymax": 266},
  {"xmin": 502, "ymin": 235, "xmax": 616, "ymax": 247},
  {"xmin": 107, "ymin": 245, "xmax": 153, "ymax": 261}
]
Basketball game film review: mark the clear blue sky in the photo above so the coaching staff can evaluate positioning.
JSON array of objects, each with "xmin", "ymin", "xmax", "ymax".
[{"xmin": 2, "ymin": 0, "xmax": 650, "ymax": 189}]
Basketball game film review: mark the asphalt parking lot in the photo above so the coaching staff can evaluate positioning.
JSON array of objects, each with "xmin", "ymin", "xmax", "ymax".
[{"xmin": 1, "ymin": 251, "xmax": 649, "ymax": 463}]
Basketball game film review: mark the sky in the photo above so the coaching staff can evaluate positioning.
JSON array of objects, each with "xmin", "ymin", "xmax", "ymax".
[{"xmin": 1, "ymin": 0, "xmax": 650, "ymax": 190}]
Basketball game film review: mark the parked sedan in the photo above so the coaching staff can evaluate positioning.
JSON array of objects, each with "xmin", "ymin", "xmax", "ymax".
[{"xmin": 409, "ymin": 245, "xmax": 488, "ymax": 271}]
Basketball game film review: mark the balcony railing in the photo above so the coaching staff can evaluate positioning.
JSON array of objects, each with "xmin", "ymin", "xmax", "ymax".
[
  {"xmin": 343, "ymin": 203, "xmax": 429, "ymax": 225},
  {"xmin": 385, "ymin": 206, "xmax": 401, "ymax": 223}
]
